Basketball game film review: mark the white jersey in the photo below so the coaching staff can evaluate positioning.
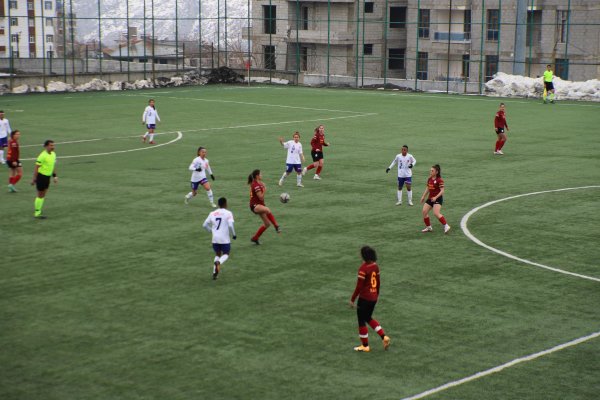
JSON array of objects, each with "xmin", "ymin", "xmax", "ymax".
[
  {"xmin": 203, "ymin": 208, "xmax": 235, "ymax": 244},
  {"xmin": 189, "ymin": 156, "xmax": 213, "ymax": 182},
  {"xmin": 283, "ymin": 140, "xmax": 303, "ymax": 164},
  {"xmin": 142, "ymin": 106, "xmax": 160, "ymax": 125},
  {"xmin": 0, "ymin": 118, "xmax": 11, "ymax": 139},
  {"xmin": 388, "ymin": 153, "xmax": 416, "ymax": 178}
]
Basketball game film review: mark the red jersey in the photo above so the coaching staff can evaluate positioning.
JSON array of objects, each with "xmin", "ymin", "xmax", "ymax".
[
  {"xmin": 494, "ymin": 110, "xmax": 508, "ymax": 129},
  {"xmin": 249, "ymin": 180, "xmax": 266, "ymax": 207},
  {"xmin": 427, "ymin": 176, "xmax": 444, "ymax": 199},
  {"xmin": 310, "ymin": 132, "xmax": 328, "ymax": 152},
  {"xmin": 351, "ymin": 262, "xmax": 380, "ymax": 302},
  {"xmin": 6, "ymin": 138, "xmax": 19, "ymax": 161}
]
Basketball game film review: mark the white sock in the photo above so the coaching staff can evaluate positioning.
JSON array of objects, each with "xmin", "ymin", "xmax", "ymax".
[
  {"xmin": 143, "ymin": 132, "xmax": 148, "ymax": 138},
  {"xmin": 207, "ymin": 189, "xmax": 214, "ymax": 204},
  {"xmin": 407, "ymin": 190, "xmax": 412, "ymax": 202},
  {"xmin": 214, "ymin": 255, "xmax": 220, "ymax": 263},
  {"xmin": 397, "ymin": 190, "xmax": 402, "ymax": 202},
  {"xmin": 185, "ymin": 192, "xmax": 193, "ymax": 200},
  {"xmin": 280, "ymin": 173, "xmax": 287, "ymax": 182},
  {"xmin": 219, "ymin": 254, "xmax": 229, "ymax": 265},
  {"xmin": 148, "ymin": 134, "xmax": 154, "ymax": 142},
  {"xmin": 0, "ymin": 149, "xmax": 4, "ymax": 161},
  {"xmin": 296, "ymin": 174, "xmax": 302, "ymax": 185}
]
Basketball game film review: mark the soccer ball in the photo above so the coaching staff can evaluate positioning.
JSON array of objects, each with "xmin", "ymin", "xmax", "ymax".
[{"xmin": 280, "ymin": 193, "xmax": 290, "ymax": 203}]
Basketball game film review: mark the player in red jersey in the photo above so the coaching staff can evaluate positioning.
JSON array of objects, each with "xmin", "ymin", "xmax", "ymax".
[
  {"xmin": 302, "ymin": 125, "xmax": 330, "ymax": 180},
  {"xmin": 248, "ymin": 169, "xmax": 280, "ymax": 244},
  {"xmin": 493, "ymin": 103, "xmax": 509, "ymax": 155},
  {"xmin": 420, "ymin": 164, "xmax": 450, "ymax": 233},
  {"xmin": 349, "ymin": 246, "xmax": 391, "ymax": 352},
  {"xmin": 6, "ymin": 130, "xmax": 22, "ymax": 193}
]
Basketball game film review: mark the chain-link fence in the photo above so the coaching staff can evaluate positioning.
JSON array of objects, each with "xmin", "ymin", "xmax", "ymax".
[{"xmin": 1, "ymin": 0, "xmax": 598, "ymax": 92}]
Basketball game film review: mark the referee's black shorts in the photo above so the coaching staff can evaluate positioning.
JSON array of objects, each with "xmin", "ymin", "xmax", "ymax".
[
  {"xmin": 36, "ymin": 174, "xmax": 51, "ymax": 191},
  {"xmin": 356, "ymin": 298, "xmax": 377, "ymax": 326}
]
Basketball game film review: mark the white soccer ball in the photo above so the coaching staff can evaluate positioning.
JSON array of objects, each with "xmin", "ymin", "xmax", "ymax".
[{"xmin": 280, "ymin": 193, "xmax": 290, "ymax": 203}]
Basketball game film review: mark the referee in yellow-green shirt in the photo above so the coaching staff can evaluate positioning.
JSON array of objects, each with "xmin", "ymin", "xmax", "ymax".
[
  {"xmin": 543, "ymin": 64, "xmax": 556, "ymax": 104},
  {"xmin": 31, "ymin": 140, "xmax": 58, "ymax": 219}
]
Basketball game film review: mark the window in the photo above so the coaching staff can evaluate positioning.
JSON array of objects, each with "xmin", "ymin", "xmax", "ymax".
[
  {"xmin": 364, "ymin": 2, "xmax": 374, "ymax": 13},
  {"xmin": 264, "ymin": 45, "xmax": 276, "ymax": 69},
  {"xmin": 462, "ymin": 54, "xmax": 470, "ymax": 79},
  {"xmin": 13, "ymin": 50, "xmax": 20, "ymax": 58},
  {"xmin": 463, "ymin": 10, "xmax": 471, "ymax": 40},
  {"xmin": 390, "ymin": 7, "xmax": 406, "ymax": 29},
  {"xmin": 388, "ymin": 48, "xmax": 405, "ymax": 70},
  {"xmin": 28, "ymin": 2, "xmax": 34, "ymax": 10},
  {"xmin": 9, "ymin": 1, "xmax": 17, "ymax": 10},
  {"xmin": 46, "ymin": 18, "xmax": 53, "ymax": 27},
  {"xmin": 526, "ymin": 10, "xmax": 542, "ymax": 45},
  {"xmin": 300, "ymin": 46, "xmax": 308, "ymax": 71},
  {"xmin": 363, "ymin": 44, "xmax": 373, "ymax": 56},
  {"xmin": 46, "ymin": 34, "xmax": 54, "ymax": 43},
  {"xmin": 555, "ymin": 58, "xmax": 569, "ymax": 80},
  {"xmin": 47, "ymin": 50, "xmax": 54, "ymax": 58},
  {"xmin": 30, "ymin": 52, "xmax": 36, "ymax": 58},
  {"xmin": 487, "ymin": 9, "xmax": 500, "ymax": 41},
  {"xmin": 29, "ymin": 18, "xmax": 35, "ymax": 27},
  {"xmin": 29, "ymin": 35, "xmax": 35, "ymax": 43},
  {"xmin": 0, "ymin": 29, "xmax": 4, "ymax": 35},
  {"xmin": 485, "ymin": 55, "xmax": 498, "ymax": 81},
  {"xmin": 45, "ymin": 1, "xmax": 53, "ymax": 10},
  {"xmin": 417, "ymin": 52, "xmax": 428, "ymax": 80},
  {"xmin": 0, "ymin": 46, "xmax": 6, "ymax": 52},
  {"xmin": 10, "ymin": 18, "xmax": 18, "ymax": 27},
  {"xmin": 418, "ymin": 9, "xmax": 430, "ymax": 39},
  {"xmin": 556, "ymin": 10, "xmax": 569, "ymax": 43},
  {"xmin": 301, "ymin": 7, "xmax": 308, "ymax": 30},
  {"xmin": 263, "ymin": 5, "xmax": 276, "ymax": 34},
  {"xmin": 11, "ymin": 34, "xmax": 19, "ymax": 43}
]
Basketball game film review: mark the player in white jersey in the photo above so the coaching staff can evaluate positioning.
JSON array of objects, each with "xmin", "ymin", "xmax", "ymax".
[
  {"xmin": 203, "ymin": 197, "xmax": 236, "ymax": 280},
  {"xmin": 185, "ymin": 146, "xmax": 217, "ymax": 207},
  {"xmin": 278, "ymin": 132, "xmax": 305, "ymax": 187},
  {"xmin": 386, "ymin": 145, "xmax": 416, "ymax": 206},
  {"xmin": 141, "ymin": 99, "xmax": 160, "ymax": 144},
  {"xmin": 0, "ymin": 110, "xmax": 12, "ymax": 164}
]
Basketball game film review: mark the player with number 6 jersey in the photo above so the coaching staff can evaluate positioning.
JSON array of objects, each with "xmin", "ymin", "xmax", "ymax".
[
  {"xmin": 349, "ymin": 246, "xmax": 391, "ymax": 353},
  {"xmin": 203, "ymin": 197, "xmax": 236, "ymax": 280},
  {"xmin": 386, "ymin": 145, "xmax": 416, "ymax": 205}
]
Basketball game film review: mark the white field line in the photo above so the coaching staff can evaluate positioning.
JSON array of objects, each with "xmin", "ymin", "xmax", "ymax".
[
  {"xmin": 19, "ymin": 113, "xmax": 376, "ymax": 149},
  {"xmin": 461, "ymin": 186, "xmax": 600, "ymax": 283},
  {"xmin": 401, "ymin": 330, "xmax": 600, "ymax": 400},
  {"xmin": 127, "ymin": 93, "xmax": 368, "ymax": 114},
  {"xmin": 20, "ymin": 131, "xmax": 183, "ymax": 161}
]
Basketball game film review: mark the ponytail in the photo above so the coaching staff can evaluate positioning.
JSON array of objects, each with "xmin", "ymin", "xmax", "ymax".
[{"xmin": 248, "ymin": 169, "xmax": 260, "ymax": 184}]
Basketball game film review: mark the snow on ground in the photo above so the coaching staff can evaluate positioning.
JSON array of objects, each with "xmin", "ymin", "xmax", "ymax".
[{"xmin": 485, "ymin": 72, "xmax": 600, "ymax": 102}]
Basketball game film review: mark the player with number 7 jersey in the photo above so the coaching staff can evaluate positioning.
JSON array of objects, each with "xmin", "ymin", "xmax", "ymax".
[
  {"xmin": 203, "ymin": 197, "xmax": 236, "ymax": 280},
  {"xmin": 349, "ymin": 246, "xmax": 391, "ymax": 353}
]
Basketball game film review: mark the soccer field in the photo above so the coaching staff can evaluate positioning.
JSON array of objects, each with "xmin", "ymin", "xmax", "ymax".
[{"xmin": 2, "ymin": 85, "xmax": 599, "ymax": 399}]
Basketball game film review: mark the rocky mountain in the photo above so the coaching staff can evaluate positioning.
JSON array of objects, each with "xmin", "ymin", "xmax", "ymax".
[{"xmin": 71, "ymin": 0, "xmax": 247, "ymax": 45}]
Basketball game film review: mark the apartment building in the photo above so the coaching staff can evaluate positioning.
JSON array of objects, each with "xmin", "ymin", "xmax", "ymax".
[
  {"xmin": 247, "ymin": 0, "xmax": 600, "ymax": 82},
  {"xmin": 0, "ymin": 0, "xmax": 58, "ymax": 59}
]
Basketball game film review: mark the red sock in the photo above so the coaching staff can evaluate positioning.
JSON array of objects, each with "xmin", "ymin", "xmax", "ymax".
[
  {"xmin": 498, "ymin": 140, "xmax": 506, "ymax": 150},
  {"xmin": 424, "ymin": 217, "xmax": 431, "ymax": 227},
  {"xmin": 359, "ymin": 326, "xmax": 369, "ymax": 346},
  {"xmin": 9, "ymin": 176, "xmax": 15, "ymax": 184},
  {"xmin": 438, "ymin": 216, "xmax": 447, "ymax": 225},
  {"xmin": 252, "ymin": 225, "xmax": 267, "ymax": 240},
  {"xmin": 13, "ymin": 174, "xmax": 21, "ymax": 184},
  {"xmin": 495, "ymin": 140, "xmax": 501, "ymax": 151},
  {"xmin": 368, "ymin": 319, "xmax": 386, "ymax": 339},
  {"xmin": 316, "ymin": 166, "xmax": 322, "ymax": 175},
  {"xmin": 267, "ymin": 213, "xmax": 278, "ymax": 228},
  {"xmin": 307, "ymin": 164, "xmax": 315, "ymax": 171}
]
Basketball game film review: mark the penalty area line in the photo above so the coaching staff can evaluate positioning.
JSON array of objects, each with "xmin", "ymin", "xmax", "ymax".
[
  {"xmin": 401, "ymin": 330, "xmax": 600, "ymax": 400},
  {"xmin": 21, "ymin": 131, "xmax": 183, "ymax": 161},
  {"xmin": 461, "ymin": 186, "xmax": 600, "ymax": 283}
]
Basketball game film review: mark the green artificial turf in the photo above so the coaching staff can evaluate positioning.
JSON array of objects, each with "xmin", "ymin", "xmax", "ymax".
[{"xmin": 1, "ymin": 85, "xmax": 599, "ymax": 399}]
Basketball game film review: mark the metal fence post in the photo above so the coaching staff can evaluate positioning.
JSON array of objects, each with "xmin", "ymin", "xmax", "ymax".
[{"xmin": 478, "ymin": 0, "xmax": 485, "ymax": 94}]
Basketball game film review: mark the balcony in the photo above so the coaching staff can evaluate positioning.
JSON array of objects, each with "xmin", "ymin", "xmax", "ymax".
[
  {"xmin": 432, "ymin": 32, "xmax": 470, "ymax": 43},
  {"xmin": 288, "ymin": 29, "xmax": 355, "ymax": 45}
]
